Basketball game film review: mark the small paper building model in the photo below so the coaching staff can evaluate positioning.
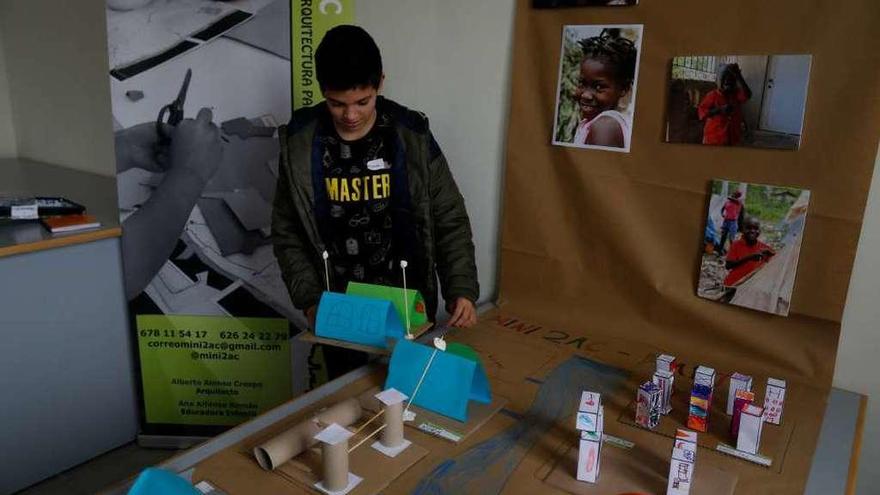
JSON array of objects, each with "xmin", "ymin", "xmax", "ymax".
[
  {"xmin": 667, "ymin": 429, "xmax": 698, "ymax": 495},
  {"xmin": 346, "ymin": 282, "xmax": 428, "ymax": 330},
  {"xmin": 730, "ymin": 389, "xmax": 755, "ymax": 438},
  {"xmin": 577, "ymin": 403, "xmax": 604, "ymax": 483},
  {"xmin": 687, "ymin": 366, "xmax": 715, "ymax": 432},
  {"xmin": 763, "ymin": 378, "xmax": 786, "ymax": 425},
  {"xmin": 575, "ymin": 391, "xmax": 601, "ymax": 432},
  {"xmin": 315, "ymin": 292, "xmax": 405, "ymax": 348},
  {"xmin": 726, "ymin": 373, "xmax": 753, "ymax": 415},
  {"xmin": 653, "ymin": 369, "xmax": 674, "ymax": 415},
  {"xmin": 385, "ymin": 339, "xmax": 491, "ymax": 422},
  {"xmin": 736, "ymin": 404, "xmax": 765, "ymax": 455},
  {"xmin": 657, "ymin": 354, "xmax": 677, "ymax": 373},
  {"xmin": 636, "ymin": 381, "xmax": 662, "ymax": 429}
]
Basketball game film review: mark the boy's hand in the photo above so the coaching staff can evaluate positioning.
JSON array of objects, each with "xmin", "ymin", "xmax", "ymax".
[
  {"xmin": 305, "ymin": 305, "xmax": 317, "ymax": 330},
  {"xmin": 446, "ymin": 297, "xmax": 476, "ymax": 328}
]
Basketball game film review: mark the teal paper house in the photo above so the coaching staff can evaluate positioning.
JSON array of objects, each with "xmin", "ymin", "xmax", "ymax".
[
  {"xmin": 315, "ymin": 292, "xmax": 405, "ymax": 348},
  {"xmin": 385, "ymin": 339, "xmax": 491, "ymax": 422}
]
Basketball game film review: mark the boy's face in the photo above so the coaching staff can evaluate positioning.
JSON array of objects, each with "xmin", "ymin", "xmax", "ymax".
[
  {"xmin": 721, "ymin": 72, "xmax": 737, "ymax": 93},
  {"xmin": 743, "ymin": 220, "xmax": 760, "ymax": 244},
  {"xmin": 574, "ymin": 58, "xmax": 628, "ymax": 122},
  {"xmin": 323, "ymin": 80, "xmax": 382, "ymax": 140}
]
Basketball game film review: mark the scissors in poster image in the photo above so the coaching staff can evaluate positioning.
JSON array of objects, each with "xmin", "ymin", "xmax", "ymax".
[{"xmin": 156, "ymin": 68, "xmax": 192, "ymax": 144}]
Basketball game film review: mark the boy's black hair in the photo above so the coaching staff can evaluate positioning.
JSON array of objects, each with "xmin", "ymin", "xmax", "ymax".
[
  {"xmin": 315, "ymin": 25, "xmax": 383, "ymax": 91},
  {"xmin": 578, "ymin": 29, "xmax": 638, "ymax": 89}
]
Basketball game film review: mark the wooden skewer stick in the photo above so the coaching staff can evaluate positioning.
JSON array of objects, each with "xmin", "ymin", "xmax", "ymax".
[
  {"xmin": 347, "ymin": 409, "xmax": 384, "ymax": 438},
  {"xmin": 322, "ymin": 251, "xmax": 330, "ymax": 292},
  {"xmin": 348, "ymin": 424, "xmax": 387, "ymax": 453},
  {"xmin": 400, "ymin": 260, "xmax": 412, "ymax": 339}
]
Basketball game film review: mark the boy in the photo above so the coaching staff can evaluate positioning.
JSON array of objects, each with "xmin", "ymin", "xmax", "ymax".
[
  {"xmin": 698, "ymin": 63, "xmax": 752, "ymax": 146},
  {"xmin": 272, "ymin": 26, "xmax": 479, "ymax": 376},
  {"xmin": 723, "ymin": 217, "xmax": 774, "ymax": 298},
  {"xmin": 718, "ymin": 190, "xmax": 744, "ymax": 255}
]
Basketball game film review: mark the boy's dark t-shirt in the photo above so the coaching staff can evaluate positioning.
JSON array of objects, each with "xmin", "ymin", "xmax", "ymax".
[{"xmin": 320, "ymin": 111, "xmax": 400, "ymax": 292}]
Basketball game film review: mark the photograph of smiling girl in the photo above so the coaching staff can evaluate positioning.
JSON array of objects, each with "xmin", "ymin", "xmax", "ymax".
[{"xmin": 552, "ymin": 25, "xmax": 643, "ymax": 152}]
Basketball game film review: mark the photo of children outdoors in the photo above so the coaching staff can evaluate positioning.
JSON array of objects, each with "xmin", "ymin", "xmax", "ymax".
[
  {"xmin": 552, "ymin": 25, "xmax": 643, "ymax": 152},
  {"xmin": 698, "ymin": 180, "xmax": 810, "ymax": 316},
  {"xmin": 666, "ymin": 54, "xmax": 812, "ymax": 150}
]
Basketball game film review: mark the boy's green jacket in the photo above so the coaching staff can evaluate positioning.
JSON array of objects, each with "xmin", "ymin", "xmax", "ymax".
[{"xmin": 272, "ymin": 97, "xmax": 479, "ymax": 321}]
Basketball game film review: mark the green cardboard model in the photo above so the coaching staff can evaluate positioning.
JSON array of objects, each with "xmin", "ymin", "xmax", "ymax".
[{"xmin": 346, "ymin": 282, "xmax": 428, "ymax": 329}]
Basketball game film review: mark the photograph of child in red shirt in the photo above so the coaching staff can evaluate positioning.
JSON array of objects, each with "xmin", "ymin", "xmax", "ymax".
[{"xmin": 698, "ymin": 64, "xmax": 752, "ymax": 146}]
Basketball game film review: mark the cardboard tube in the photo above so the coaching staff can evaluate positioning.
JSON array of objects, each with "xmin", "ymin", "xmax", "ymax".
[
  {"xmin": 381, "ymin": 401, "xmax": 405, "ymax": 448},
  {"xmin": 322, "ymin": 440, "xmax": 350, "ymax": 492},
  {"xmin": 254, "ymin": 398, "xmax": 362, "ymax": 470}
]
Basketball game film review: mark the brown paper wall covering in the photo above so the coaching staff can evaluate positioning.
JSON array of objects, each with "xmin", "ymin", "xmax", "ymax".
[{"xmin": 499, "ymin": 0, "xmax": 880, "ymax": 387}]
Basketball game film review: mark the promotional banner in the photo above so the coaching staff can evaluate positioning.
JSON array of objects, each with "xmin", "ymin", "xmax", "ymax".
[
  {"xmin": 103, "ymin": 0, "xmax": 349, "ymax": 437},
  {"xmin": 292, "ymin": 0, "xmax": 355, "ymax": 109},
  {"xmin": 137, "ymin": 315, "xmax": 291, "ymax": 426}
]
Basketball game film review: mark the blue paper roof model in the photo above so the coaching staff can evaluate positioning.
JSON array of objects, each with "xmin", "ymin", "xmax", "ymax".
[
  {"xmin": 315, "ymin": 292, "xmax": 405, "ymax": 348},
  {"xmin": 385, "ymin": 339, "xmax": 491, "ymax": 422},
  {"xmin": 127, "ymin": 468, "xmax": 200, "ymax": 495}
]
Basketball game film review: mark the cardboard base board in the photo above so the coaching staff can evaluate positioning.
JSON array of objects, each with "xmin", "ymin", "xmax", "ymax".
[
  {"xmin": 617, "ymin": 380, "xmax": 793, "ymax": 473},
  {"xmin": 298, "ymin": 322, "xmax": 433, "ymax": 355},
  {"xmin": 274, "ymin": 440, "xmax": 427, "ymax": 495},
  {"xmin": 539, "ymin": 440, "xmax": 738, "ymax": 495},
  {"xmin": 358, "ymin": 386, "xmax": 509, "ymax": 443}
]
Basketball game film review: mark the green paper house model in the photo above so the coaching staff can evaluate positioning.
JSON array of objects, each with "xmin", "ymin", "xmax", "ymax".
[{"xmin": 346, "ymin": 282, "xmax": 428, "ymax": 329}]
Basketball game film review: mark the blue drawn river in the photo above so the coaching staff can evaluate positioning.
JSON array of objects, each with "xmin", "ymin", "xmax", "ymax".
[{"xmin": 412, "ymin": 355, "xmax": 628, "ymax": 495}]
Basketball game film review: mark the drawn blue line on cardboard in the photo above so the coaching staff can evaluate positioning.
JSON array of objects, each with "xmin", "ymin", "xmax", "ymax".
[
  {"xmin": 315, "ymin": 292, "xmax": 405, "ymax": 348},
  {"xmin": 385, "ymin": 339, "xmax": 491, "ymax": 422},
  {"xmin": 411, "ymin": 355, "xmax": 628, "ymax": 495}
]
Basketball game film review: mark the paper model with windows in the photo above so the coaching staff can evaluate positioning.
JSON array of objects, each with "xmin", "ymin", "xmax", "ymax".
[
  {"xmin": 667, "ymin": 429, "xmax": 698, "ymax": 495},
  {"xmin": 653, "ymin": 369, "xmax": 674, "ymax": 415},
  {"xmin": 736, "ymin": 404, "xmax": 765, "ymax": 455},
  {"xmin": 636, "ymin": 381, "xmax": 661, "ymax": 429},
  {"xmin": 763, "ymin": 378, "xmax": 786, "ymax": 425},
  {"xmin": 730, "ymin": 389, "xmax": 755, "ymax": 437},
  {"xmin": 577, "ymin": 395, "xmax": 604, "ymax": 484},
  {"xmin": 385, "ymin": 339, "xmax": 490, "ymax": 422},
  {"xmin": 575, "ymin": 391, "xmax": 602, "ymax": 432},
  {"xmin": 726, "ymin": 373, "xmax": 753, "ymax": 415}
]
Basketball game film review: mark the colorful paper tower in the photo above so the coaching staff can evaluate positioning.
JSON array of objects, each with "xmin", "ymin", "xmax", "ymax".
[
  {"xmin": 763, "ymin": 378, "xmax": 786, "ymax": 425},
  {"xmin": 736, "ymin": 404, "xmax": 765, "ymax": 455},
  {"xmin": 730, "ymin": 389, "xmax": 755, "ymax": 438},
  {"xmin": 687, "ymin": 366, "xmax": 715, "ymax": 432},
  {"xmin": 314, "ymin": 423, "xmax": 361, "ymax": 495},
  {"xmin": 667, "ymin": 429, "xmax": 697, "ymax": 495},
  {"xmin": 636, "ymin": 381, "xmax": 662, "ymax": 429},
  {"xmin": 653, "ymin": 369, "xmax": 675, "ymax": 415},
  {"xmin": 726, "ymin": 373, "xmax": 753, "ymax": 416},
  {"xmin": 576, "ymin": 391, "xmax": 603, "ymax": 483}
]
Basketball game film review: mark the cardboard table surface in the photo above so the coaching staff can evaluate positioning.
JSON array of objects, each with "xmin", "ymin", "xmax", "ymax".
[{"xmin": 130, "ymin": 309, "xmax": 861, "ymax": 495}]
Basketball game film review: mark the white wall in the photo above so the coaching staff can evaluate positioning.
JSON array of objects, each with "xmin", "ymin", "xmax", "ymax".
[
  {"xmin": 357, "ymin": 0, "xmax": 516, "ymax": 304},
  {"xmin": 0, "ymin": 0, "xmax": 116, "ymax": 176},
  {"xmin": 0, "ymin": 24, "xmax": 18, "ymax": 158},
  {"xmin": 837, "ymin": 146, "xmax": 880, "ymax": 495}
]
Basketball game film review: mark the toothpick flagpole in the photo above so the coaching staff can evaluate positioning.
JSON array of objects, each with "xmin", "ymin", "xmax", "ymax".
[
  {"xmin": 400, "ymin": 260, "xmax": 412, "ymax": 339},
  {"xmin": 322, "ymin": 250, "xmax": 330, "ymax": 292}
]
